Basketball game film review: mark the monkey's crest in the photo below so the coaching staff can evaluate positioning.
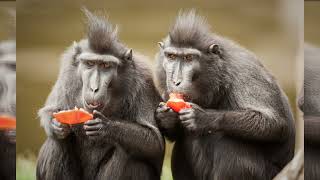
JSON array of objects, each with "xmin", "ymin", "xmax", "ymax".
[
  {"xmin": 169, "ymin": 10, "xmax": 211, "ymax": 48},
  {"xmin": 83, "ymin": 8, "xmax": 119, "ymax": 53}
]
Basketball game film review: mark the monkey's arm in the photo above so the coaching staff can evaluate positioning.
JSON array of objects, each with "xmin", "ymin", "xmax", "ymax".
[
  {"xmin": 38, "ymin": 89, "xmax": 60, "ymax": 138},
  {"xmin": 87, "ymin": 111, "xmax": 165, "ymax": 163},
  {"xmin": 213, "ymin": 109, "xmax": 288, "ymax": 141},
  {"xmin": 305, "ymin": 115, "xmax": 320, "ymax": 144},
  {"xmin": 105, "ymin": 120, "xmax": 164, "ymax": 160},
  {"xmin": 179, "ymin": 106, "xmax": 289, "ymax": 142}
]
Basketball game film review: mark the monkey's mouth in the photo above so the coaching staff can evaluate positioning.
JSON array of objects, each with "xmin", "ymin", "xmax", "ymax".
[
  {"xmin": 84, "ymin": 100, "xmax": 103, "ymax": 111},
  {"xmin": 168, "ymin": 91, "xmax": 192, "ymax": 101}
]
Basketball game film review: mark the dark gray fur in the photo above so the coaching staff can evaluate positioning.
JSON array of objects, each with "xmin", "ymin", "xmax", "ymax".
[
  {"xmin": 37, "ymin": 9, "xmax": 164, "ymax": 180},
  {"xmin": 303, "ymin": 44, "xmax": 320, "ymax": 180},
  {"xmin": 155, "ymin": 10, "xmax": 295, "ymax": 180}
]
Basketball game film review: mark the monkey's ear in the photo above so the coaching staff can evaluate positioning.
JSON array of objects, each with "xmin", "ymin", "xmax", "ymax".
[
  {"xmin": 209, "ymin": 44, "xmax": 221, "ymax": 55},
  {"xmin": 124, "ymin": 49, "xmax": 133, "ymax": 61},
  {"xmin": 72, "ymin": 41, "xmax": 82, "ymax": 66},
  {"xmin": 73, "ymin": 41, "xmax": 81, "ymax": 54},
  {"xmin": 158, "ymin": 42, "xmax": 164, "ymax": 49}
]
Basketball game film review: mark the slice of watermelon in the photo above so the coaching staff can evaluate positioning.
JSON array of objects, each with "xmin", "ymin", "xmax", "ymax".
[
  {"xmin": 0, "ymin": 115, "xmax": 16, "ymax": 129},
  {"xmin": 166, "ymin": 93, "xmax": 191, "ymax": 113},
  {"xmin": 53, "ymin": 107, "xmax": 93, "ymax": 125}
]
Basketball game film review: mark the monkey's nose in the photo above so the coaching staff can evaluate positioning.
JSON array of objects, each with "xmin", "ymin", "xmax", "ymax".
[
  {"xmin": 173, "ymin": 81, "xmax": 181, "ymax": 86},
  {"xmin": 90, "ymin": 87, "xmax": 99, "ymax": 93}
]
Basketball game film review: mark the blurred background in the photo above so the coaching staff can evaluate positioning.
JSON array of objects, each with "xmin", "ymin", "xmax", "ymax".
[
  {"xmin": 0, "ymin": 2, "xmax": 15, "ymax": 40},
  {"xmin": 17, "ymin": 0, "xmax": 302, "ymax": 179},
  {"xmin": 305, "ymin": 2, "xmax": 320, "ymax": 46}
]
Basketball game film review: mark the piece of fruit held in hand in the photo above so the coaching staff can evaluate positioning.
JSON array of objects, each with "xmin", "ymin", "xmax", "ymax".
[
  {"xmin": 53, "ymin": 107, "xmax": 93, "ymax": 125},
  {"xmin": 166, "ymin": 93, "xmax": 191, "ymax": 112},
  {"xmin": 0, "ymin": 115, "xmax": 16, "ymax": 130}
]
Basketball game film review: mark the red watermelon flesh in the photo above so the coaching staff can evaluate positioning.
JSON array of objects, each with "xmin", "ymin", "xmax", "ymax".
[
  {"xmin": 166, "ymin": 93, "xmax": 191, "ymax": 113},
  {"xmin": 0, "ymin": 115, "xmax": 16, "ymax": 129},
  {"xmin": 53, "ymin": 107, "xmax": 93, "ymax": 125}
]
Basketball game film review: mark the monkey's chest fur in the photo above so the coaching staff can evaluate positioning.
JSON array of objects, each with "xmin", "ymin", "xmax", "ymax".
[{"xmin": 69, "ymin": 125, "xmax": 121, "ymax": 179}]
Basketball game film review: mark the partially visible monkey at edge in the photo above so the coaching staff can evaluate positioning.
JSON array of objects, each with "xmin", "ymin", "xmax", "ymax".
[
  {"xmin": 302, "ymin": 44, "xmax": 320, "ymax": 180},
  {"xmin": 155, "ymin": 10, "xmax": 295, "ymax": 180},
  {"xmin": 37, "ymin": 9, "xmax": 164, "ymax": 180},
  {"xmin": 0, "ymin": 11, "xmax": 16, "ymax": 180}
]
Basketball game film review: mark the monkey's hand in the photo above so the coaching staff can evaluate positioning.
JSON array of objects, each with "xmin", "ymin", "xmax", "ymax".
[
  {"xmin": 51, "ymin": 118, "xmax": 71, "ymax": 139},
  {"xmin": 155, "ymin": 102, "xmax": 179, "ymax": 130},
  {"xmin": 83, "ymin": 110, "xmax": 108, "ymax": 137},
  {"xmin": 178, "ymin": 103, "xmax": 218, "ymax": 134},
  {"xmin": 0, "ymin": 129, "xmax": 16, "ymax": 144}
]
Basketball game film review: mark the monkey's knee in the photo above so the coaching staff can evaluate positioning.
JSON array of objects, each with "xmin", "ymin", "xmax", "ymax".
[
  {"xmin": 121, "ymin": 160, "xmax": 160, "ymax": 180},
  {"xmin": 36, "ymin": 138, "xmax": 80, "ymax": 180},
  {"xmin": 213, "ymin": 155, "xmax": 271, "ymax": 180},
  {"xmin": 0, "ymin": 141, "xmax": 15, "ymax": 180}
]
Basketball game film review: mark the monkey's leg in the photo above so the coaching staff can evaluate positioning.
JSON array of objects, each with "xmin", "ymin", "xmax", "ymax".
[
  {"xmin": 96, "ymin": 146, "xmax": 128, "ymax": 180},
  {"xmin": 97, "ymin": 147, "xmax": 159, "ymax": 180},
  {"xmin": 212, "ymin": 138, "xmax": 276, "ymax": 180},
  {"xmin": 120, "ymin": 159, "xmax": 160, "ymax": 180},
  {"xmin": 171, "ymin": 142, "xmax": 196, "ymax": 180},
  {"xmin": 305, "ymin": 146, "xmax": 320, "ymax": 180},
  {"xmin": 36, "ymin": 137, "xmax": 81, "ymax": 180}
]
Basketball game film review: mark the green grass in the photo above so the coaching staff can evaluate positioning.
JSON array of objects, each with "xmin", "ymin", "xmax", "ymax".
[{"xmin": 17, "ymin": 155, "xmax": 36, "ymax": 180}]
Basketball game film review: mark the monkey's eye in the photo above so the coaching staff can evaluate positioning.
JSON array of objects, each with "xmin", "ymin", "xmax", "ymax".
[
  {"xmin": 101, "ymin": 62, "xmax": 111, "ymax": 69},
  {"xmin": 85, "ymin": 61, "xmax": 95, "ymax": 67},
  {"xmin": 167, "ymin": 53, "xmax": 177, "ymax": 60},
  {"xmin": 6, "ymin": 63, "xmax": 16, "ymax": 71},
  {"xmin": 184, "ymin": 55, "xmax": 193, "ymax": 61}
]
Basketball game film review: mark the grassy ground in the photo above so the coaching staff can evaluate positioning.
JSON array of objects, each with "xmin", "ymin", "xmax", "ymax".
[{"xmin": 17, "ymin": 156, "xmax": 36, "ymax": 180}]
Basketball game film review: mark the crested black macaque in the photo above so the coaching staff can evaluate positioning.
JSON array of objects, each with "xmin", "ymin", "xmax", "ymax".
[
  {"xmin": 303, "ymin": 44, "xmax": 320, "ymax": 180},
  {"xmin": 0, "ymin": 39, "xmax": 16, "ymax": 180},
  {"xmin": 37, "ymin": 9, "xmax": 164, "ymax": 180},
  {"xmin": 155, "ymin": 10, "xmax": 295, "ymax": 180}
]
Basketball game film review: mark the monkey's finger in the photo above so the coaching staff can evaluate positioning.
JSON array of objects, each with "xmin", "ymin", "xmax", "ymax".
[
  {"xmin": 84, "ymin": 118, "xmax": 102, "ymax": 125},
  {"xmin": 156, "ymin": 105, "xmax": 170, "ymax": 113},
  {"xmin": 182, "ymin": 118, "xmax": 196, "ymax": 126},
  {"xmin": 52, "ymin": 118, "xmax": 61, "ymax": 126},
  {"xmin": 86, "ymin": 130, "xmax": 101, "ymax": 136},
  {"xmin": 52, "ymin": 118, "xmax": 69, "ymax": 128},
  {"xmin": 179, "ymin": 114, "xmax": 194, "ymax": 121},
  {"xmin": 83, "ymin": 124, "xmax": 103, "ymax": 131},
  {"xmin": 179, "ymin": 108, "xmax": 193, "ymax": 115},
  {"xmin": 52, "ymin": 123, "xmax": 70, "ymax": 135},
  {"xmin": 52, "ymin": 122, "xmax": 64, "ymax": 132},
  {"xmin": 158, "ymin": 102, "xmax": 166, "ymax": 107},
  {"xmin": 93, "ymin": 110, "xmax": 107, "ymax": 120},
  {"xmin": 181, "ymin": 119, "xmax": 191, "ymax": 127}
]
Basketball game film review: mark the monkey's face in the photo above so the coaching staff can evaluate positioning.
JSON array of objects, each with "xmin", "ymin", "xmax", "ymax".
[
  {"xmin": 77, "ymin": 53, "xmax": 119, "ymax": 112},
  {"xmin": 0, "ymin": 61, "xmax": 16, "ymax": 115},
  {"xmin": 162, "ymin": 47, "xmax": 201, "ymax": 99}
]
